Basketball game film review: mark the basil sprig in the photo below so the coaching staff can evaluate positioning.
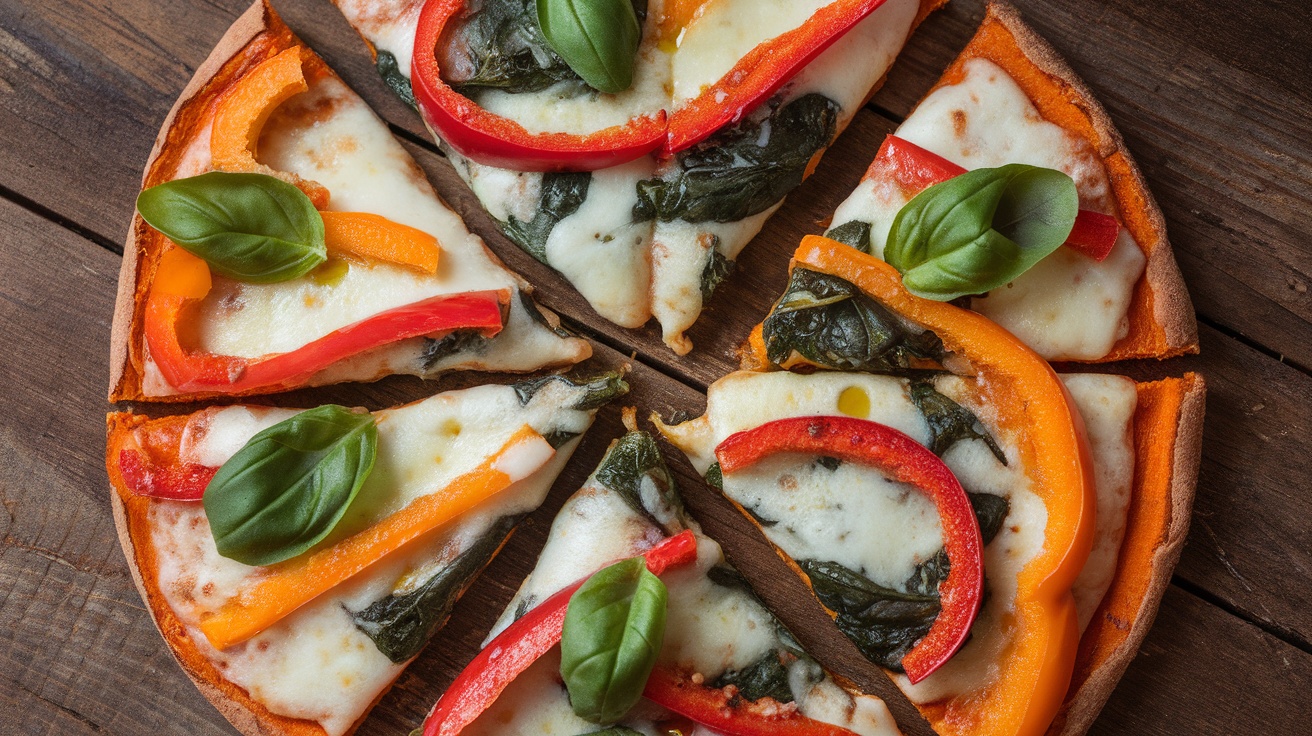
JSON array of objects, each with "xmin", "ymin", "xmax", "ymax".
[
  {"xmin": 536, "ymin": 0, "xmax": 641, "ymax": 94},
  {"xmin": 885, "ymin": 163, "xmax": 1078, "ymax": 301},
  {"xmin": 136, "ymin": 171, "xmax": 326, "ymax": 283},
  {"xmin": 204, "ymin": 405, "xmax": 377, "ymax": 567},
  {"xmin": 560, "ymin": 556, "xmax": 668, "ymax": 724}
]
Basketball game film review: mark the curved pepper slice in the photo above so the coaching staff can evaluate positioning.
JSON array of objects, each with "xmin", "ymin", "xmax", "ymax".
[
  {"xmin": 869, "ymin": 135, "xmax": 1121, "ymax": 261},
  {"xmin": 411, "ymin": 0, "xmax": 666, "ymax": 172},
  {"xmin": 144, "ymin": 247, "xmax": 506, "ymax": 394},
  {"xmin": 410, "ymin": 0, "xmax": 894, "ymax": 169},
  {"xmin": 642, "ymin": 666, "xmax": 859, "ymax": 736},
  {"xmin": 210, "ymin": 46, "xmax": 331, "ymax": 207},
  {"xmin": 420, "ymin": 530, "xmax": 698, "ymax": 736},
  {"xmin": 321, "ymin": 211, "xmax": 441, "ymax": 274},
  {"xmin": 715, "ymin": 415, "xmax": 984, "ymax": 683},
  {"xmin": 741, "ymin": 236, "xmax": 1094, "ymax": 736},
  {"xmin": 118, "ymin": 448, "xmax": 216, "ymax": 501}
]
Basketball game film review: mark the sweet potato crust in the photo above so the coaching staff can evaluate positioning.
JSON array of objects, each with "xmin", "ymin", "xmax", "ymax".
[{"xmin": 931, "ymin": 2, "xmax": 1198, "ymax": 362}]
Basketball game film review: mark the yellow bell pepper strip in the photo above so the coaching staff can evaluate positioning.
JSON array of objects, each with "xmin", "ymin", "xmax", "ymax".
[
  {"xmin": 210, "ymin": 46, "xmax": 331, "ymax": 208},
  {"xmin": 742, "ymin": 235, "xmax": 1095, "ymax": 736},
  {"xmin": 320, "ymin": 211, "xmax": 441, "ymax": 274},
  {"xmin": 200, "ymin": 425, "xmax": 554, "ymax": 650},
  {"xmin": 143, "ymin": 247, "xmax": 507, "ymax": 395},
  {"xmin": 867, "ymin": 135, "xmax": 1120, "ymax": 261},
  {"xmin": 715, "ymin": 415, "xmax": 984, "ymax": 684},
  {"xmin": 419, "ymin": 530, "xmax": 699, "ymax": 736}
]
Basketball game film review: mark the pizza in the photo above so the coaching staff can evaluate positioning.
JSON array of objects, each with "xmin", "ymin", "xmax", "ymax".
[
  {"xmin": 333, "ymin": 0, "xmax": 946, "ymax": 353},
  {"xmin": 105, "ymin": 372, "xmax": 626, "ymax": 736},
  {"xmin": 825, "ymin": 2, "xmax": 1197, "ymax": 362},
  {"xmin": 109, "ymin": 0, "xmax": 589, "ymax": 402},
  {"xmin": 658, "ymin": 235, "xmax": 1204, "ymax": 736},
  {"xmin": 412, "ymin": 424, "xmax": 907, "ymax": 735}
]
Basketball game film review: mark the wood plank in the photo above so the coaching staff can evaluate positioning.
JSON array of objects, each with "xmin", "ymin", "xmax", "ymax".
[{"xmin": 870, "ymin": 0, "xmax": 1312, "ymax": 369}]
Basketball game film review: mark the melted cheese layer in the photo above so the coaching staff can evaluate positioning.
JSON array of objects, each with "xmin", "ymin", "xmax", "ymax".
[
  {"xmin": 149, "ymin": 382, "xmax": 598, "ymax": 735},
  {"xmin": 829, "ymin": 57, "xmax": 1146, "ymax": 360}
]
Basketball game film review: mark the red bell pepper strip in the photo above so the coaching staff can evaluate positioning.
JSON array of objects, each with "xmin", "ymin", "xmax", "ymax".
[
  {"xmin": 714, "ymin": 415, "xmax": 983, "ymax": 684},
  {"xmin": 144, "ymin": 247, "xmax": 507, "ymax": 394},
  {"xmin": 118, "ymin": 448, "xmax": 216, "ymax": 501},
  {"xmin": 867, "ymin": 135, "xmax": 1121, "ymax": 262},
  {"xmin": 421, "ymin": 530, "xmax": 698, "ymax": 736},
  {"xmin": 411, "ymin": 0, "xmax": 666, "ymax": 172},
  {"xmin": 642, "ymin": 666, "xmax": 859, "ymax": 736},
  {"xmin": 663, "ymin": 0, "xmax": 890, "ymax": 155}
]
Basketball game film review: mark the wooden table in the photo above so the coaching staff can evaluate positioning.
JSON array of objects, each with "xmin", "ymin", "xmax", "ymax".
[{"xmin": 2, "ymin": 0, "xmax": 1310, "ymax": 733}]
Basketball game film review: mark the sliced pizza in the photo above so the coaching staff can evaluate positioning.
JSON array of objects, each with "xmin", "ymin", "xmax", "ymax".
[
  {"xmin": 110, "ymin": 0, "xmax": 589, "ymax": 402},
  {"xmin": 413, "ymin": 424, "xmax": 908, "ymax": 735},
  {"xmin": 825, "ymin": 1, "xmax": 1197, "ymax": 362},
  {"xmin": 657, "ymin": 236, "xmax": 1204, "ymax": 736},
  {"xmin": 104, "ymin": 372, "xmax": 626, "ymax": 736},
  {"xmin": 334, "ymin": 0, "xmax": 945, "ymax": 353}
]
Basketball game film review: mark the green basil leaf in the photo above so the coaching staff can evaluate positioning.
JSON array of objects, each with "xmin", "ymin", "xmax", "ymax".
[
  {"xmin": 204, "ymin": 405, "xmax": 377, "ymax": 566},
  {"xmin": 536, "ymin": 0, "xmax": 641, "ymax": 94},
  {"xmin": 136, "ymin": 171, "xmax": 325, "ymax": 283},
  {"xmin": 885, "ymin": 164, "xmax": 1077, "ymax": 300},
  {"xmin": 561, "ymin": 556, "xmax": 668, "ymax": 724}
]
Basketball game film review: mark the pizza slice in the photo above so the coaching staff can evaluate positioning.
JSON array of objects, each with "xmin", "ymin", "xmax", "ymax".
[
  {"xmin": 657, "ymin": 237, "xmax": 1205, "ymax": 736},
  {"xmin": 110, "ymin": 0, "xmax": 589, "ymax": 402},
  {"xmin": 411, "ymin": 423, "xmax": 911, "ymax": 735},
  {"xmin": 104, "ymin": 371, "xmax": 626, "ymax": 736},
  {"xmin": 334, "ymin": 0, "xmax": 945, "ymax": 353},
  {"xmin": 825, "ymin": 1, "xmax": 1197, "ymax": 362}
]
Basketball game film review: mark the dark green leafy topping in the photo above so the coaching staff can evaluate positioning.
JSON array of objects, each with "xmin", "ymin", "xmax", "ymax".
[
  {"xmin": 443, "ymin": 0, "xmax": 581, "ymax": 94},
  {"xmin": 816, "ymin": 456, "xmax": 842, "ymax": 471},
  {"xmin": 561, "ymin": 557, "xmax": 668, "ymax": 724},
  {"xmin": 801, "ymin": 559, "xmax": 939, "ymax": 671},
  {"xmin": 713, "ymin": 651, "xmax": 795, "ymax": 703},
  {"xmin": 136, "ymin": 172, "xmax": 325, "ymax": 284},
  {"xmin": 762, "ymin": 268, "xmax": 944, "ymax": 372},
  {"xmin": 706, "ymin": 564, "xmax": 750, "ymax": 592},
  {"xmin": 519, "ymin": 289, "xmax": 575, "ymax": 338},
  {"xmin": 576, "ymin": 729, "xmax": 645, "ymax": 736},
  {"xmin": 350, "ymin": 515, "xmax": 519, "ymax": 662},
  {"xmin": 699, "ymin": 241, "xmax": 734, "ymax": 302},
  {"xmin": 501, "ymin": 172, "xmax": 591, "ymax": 263},
  {"xmin": 909, "ymin": 380, "xmax": 1007, "ymax": 465},
  {"xmin": 886, "ymin": 164, "xmax": 1078, "ymax": 301},
  {"xmin": 633, "ymin": 94, "xmax": 839, "ymax": 224},
  {"xmin": 537, "ymin": 0, "xmax": 642, "ymax": 94},
  {"xmin": 594, "ymin": 431, "xmax": 685, "ymax": 535},
  {"xmin": 204, "ymin": 406, "xmax": 376, "ymax": 566},
  {"xmin": 704, "ymin": 462, "xmax": 724, "ymax": 490},
  {"xmin": 825, "ymin": 220, "xmax": 873, "ymax": 253},
  {"xmin": 512, "ymin": 372, "xmax": 629, "ymax": 411},
  {"xmin": 376, "ymin": 50, "xmax": 416, "ymax": 109},
  {"xmin": 968, "ymin": 492, "xmax": 1010, "ymax": 546},
  {"xmin": 420, "ymin": 329, "xmax": 490, "ymax": 370}
]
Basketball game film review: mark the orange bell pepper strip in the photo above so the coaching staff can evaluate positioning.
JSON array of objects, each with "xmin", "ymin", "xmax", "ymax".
[
  {"xmin": 210, "ymin": 46, "xmax": 331, "ymax": 208},
  {"xmin": 143, "ymin": 246, "xmax": 506, "ymax": 394},
  {"xmin": 715, "ymin": 415, "xmax": 984, "ymax": 684},
  {"xmin": 420, "ymin": 530, "xmax": 699, "ymax": 736},
  {"xmin": 321, "ymin": 211, "xmax": 441, "ymax": 274},
  {"xmin": 865, "ymin": 135, "xmax": 1120, "ymax": 261},
  {"xmin": 200, "ymin": 425, "xmax": 555, "ymax": 650},
  {"xmin": 742, "ymin": 235, "xmax": 1095, "ymax": 736}
]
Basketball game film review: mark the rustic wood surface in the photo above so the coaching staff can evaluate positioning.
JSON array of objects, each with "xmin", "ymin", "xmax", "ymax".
[{"xmin": 2, "ymin": 0, "xmax": 1310, "ymax": 733}]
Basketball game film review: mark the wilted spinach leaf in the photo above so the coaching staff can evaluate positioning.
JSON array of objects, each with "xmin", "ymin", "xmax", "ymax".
[
  {"xmin": 909, "ymin": 380, "xmax": 1007, "ymax": 464},
  {"xmin": 801, "ymin": 559, "xmax": 939, "ymax": 671},
  {"xmin": 633, "ymin": 94, "xmax": 839, "ymax": 224},
  {"xmin": 376, "ymin": 50, "xmax": 416, "ymax": 109},
  {"xmin": 713, "ymin": 652, "xmax": 795, "ymax": 703},
  {"xmin": 594, "ymin": 431, "xmax": 684, "ymax": 535},
  {"xmin": 420, "ymin": 329, "xmax": 490, "ymax": 370},
  {"xmin": 700, "ymin": 243, "xmax": 734, "ymax": 302},
  {"xmin": 501, "ymin": 172, "xmax": 591, "ymax": 262},
  {"xmin": 762, "ymin": 268, "xmax": 944, "ymax": 372},
  {"xmin": 825, "ymin": 220, "xmax": 873, "ymax": 253},
  {"xmin": 351, "ymin": 515, "xmax": 519, "ymax": 662},
  {"xmin": 512, "ymin": 372, "xmax": 629, "ymax": 411},
  {"xmin": 968, "ymin": 492, "xmax": 1010, "ymax": 546}
]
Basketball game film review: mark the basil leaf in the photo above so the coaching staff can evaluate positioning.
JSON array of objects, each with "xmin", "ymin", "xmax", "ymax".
[
  {"xmin": 885, "ymin": 164, "xmax": 1077, "ymax": 300},
  {"xmin": 136, "ymin": 171, "xmax": 325, "ymax": 283},
  {"xmin": 537, "ymin": 0, "xmax": 641, "ymax": 94},
  {"xmin": 204, "ymin": 405, "xmax": 377, "ymax": 566},
  {"xmin": 561, "ymin": 556, "xmax": 668, "ymax": 724}
]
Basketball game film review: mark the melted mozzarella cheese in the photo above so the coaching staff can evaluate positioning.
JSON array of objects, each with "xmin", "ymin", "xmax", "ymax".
[
  {"xmin": 1062, "ymin": 374, "xmax": 1137, "ymax": 632},
  {"xmin": 150, "ymin": 382, "xmax": 598, "ymax": 735},
  {"xmin": 141, "ymin": 69, "xmax": 587, "ymax": 396},
  {"xmin": 828, "ymin": 57, "xmax": 1146, "ymax": 360}
]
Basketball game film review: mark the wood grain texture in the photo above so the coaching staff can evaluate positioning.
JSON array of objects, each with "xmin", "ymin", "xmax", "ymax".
[{"xmin": 3, "ymin": 0, "xmax": 1312, "ymax": 733}]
